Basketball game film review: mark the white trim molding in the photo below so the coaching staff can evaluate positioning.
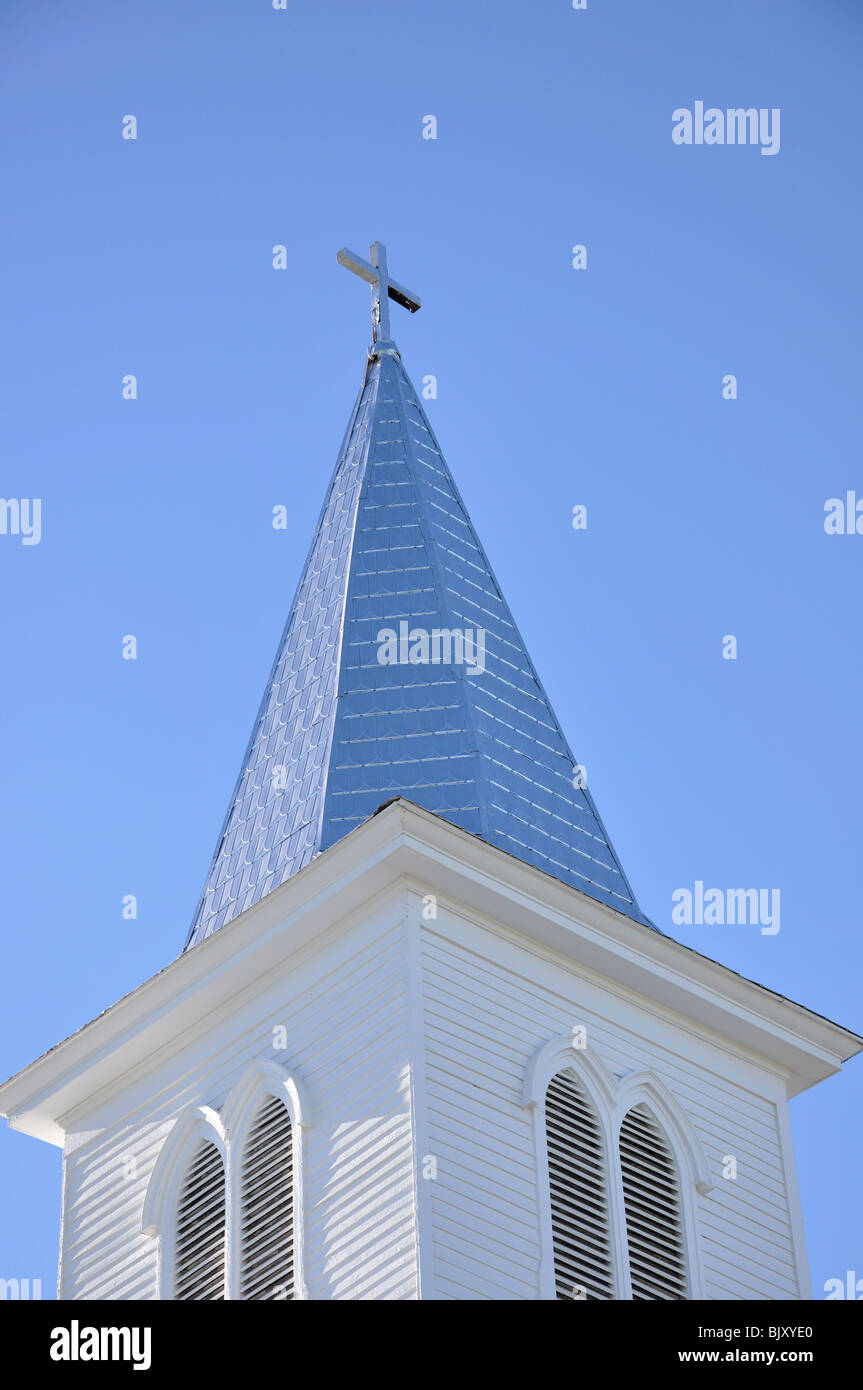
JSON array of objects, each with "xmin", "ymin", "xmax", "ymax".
[
  {"xmin": 404, "ymin": 892, "xmax": 438, "ymax": 1301},
  {"xmin": 523, "ymin": 1034, "xmax": 713, "ymax": 1301},
  {"xmin": 522, "ymin": 1032, "xmax": 618, "ymax": 1115},
  {"xmin": 3, "ymin": 801, "xmax": 859, "ymax": 1151},
  {"xmin": 616, "ymin": 1071, "xmax": 713, "ymax": 1197},
  {"xmin": 222, "ymin": 1057, "xmax": 312, "ymax": 1301},
  {"xmin": 614, "ymin": 1071, "xmax": 711, "ymax": 1300},
  {"xmin": 141, "ymin": 1105, "xmax": 227, "ymax": 1299},
  {"xmin": 522, "ymin": 1034, "xmax": 627, "ymax": 1299},
  {"xmin": 221, "ymin": 1057, "xmax": 313, "ymax": 1136}
]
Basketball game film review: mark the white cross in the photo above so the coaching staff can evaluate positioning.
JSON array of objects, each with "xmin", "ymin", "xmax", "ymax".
[{"xmin": 337, "ymin": 241, "xmax": 421, "ymax": 343}]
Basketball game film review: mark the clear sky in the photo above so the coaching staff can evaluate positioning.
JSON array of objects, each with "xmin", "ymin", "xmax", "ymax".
[{"xmin": 1, "ymin": 0, "xmax": 860, "ymax": 1300}]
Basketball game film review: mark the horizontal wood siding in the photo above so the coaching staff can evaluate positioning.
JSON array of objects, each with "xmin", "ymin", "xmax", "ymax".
[
  {"xmin": 419, "ymin": 904, "xmax": 801, "ymax": 1301},
  {"xmin": 61, "ymin": 907, "xmax": 418, "ymax": 1300}
]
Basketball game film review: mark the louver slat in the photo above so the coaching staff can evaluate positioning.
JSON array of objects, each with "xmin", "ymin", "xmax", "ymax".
[
  {"xmin": 619, "ymin": 1107, "xmax": 687, "ymax": 1300},
  {"xmin": 239, "ymin": 1095, "xmax": 295, "ymax": 1301},
  {"xmin": 174, "ymin": 1141, "xmax": 226, "ymax": 1300},
  {"xmin": 545, "ymin": 1072, "xmax": 614, "ymax": 1300}
]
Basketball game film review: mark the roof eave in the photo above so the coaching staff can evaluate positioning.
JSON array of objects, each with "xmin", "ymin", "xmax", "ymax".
[{"xmin": 1, "ymin": 799, "xmax": 860, "ymax": 1146}]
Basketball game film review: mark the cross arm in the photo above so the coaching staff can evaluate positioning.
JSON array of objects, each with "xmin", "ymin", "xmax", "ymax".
[
  {"xmin": 337, "ymin": 247, "xmax": 377, "ymax": 286},
  {"xmin": 336, "ymin": 247, "xmax": 422, "ymax": 314},
  {"xmin": 387, "ymin": 280, "xmax": 422, "ymax": 314}
]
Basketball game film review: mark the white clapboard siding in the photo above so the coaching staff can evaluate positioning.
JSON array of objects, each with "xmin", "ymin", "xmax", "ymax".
[
  {"xmin": 419, "ymin": 907, "xmax": 802, "ymax": 1301},
  {"xmin": 55, "ymin": 877, "xmax": 809, "ymax": 1302},
  {"xmin": 60, "ymin": 910, "xmax": 419, "ymax": 1301},
  {"xmin": 619, "ymin": 1106, "xmax": 687, "ymax": 1300},
  {"xmin": 545, "ymin": 1071, "xmax": 614, "ymax": 1300},
  {"xmin": 174, "ymin": 1141, "xmax": 226, "ymax": 1300},
  {"xmin": 239, "ymin": 1096, "xmax": 294, "ymax": 1300}
]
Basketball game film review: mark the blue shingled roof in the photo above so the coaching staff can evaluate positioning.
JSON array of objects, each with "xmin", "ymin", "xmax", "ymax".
[{"xmin": 185, "ymin": 340, "xmax": 652, "ymax": 948}]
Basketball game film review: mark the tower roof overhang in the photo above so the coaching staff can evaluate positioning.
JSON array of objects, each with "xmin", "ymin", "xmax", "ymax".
[{"xmin": 1, "ymin": 798, "xmax": 860, "ymax": 1147}]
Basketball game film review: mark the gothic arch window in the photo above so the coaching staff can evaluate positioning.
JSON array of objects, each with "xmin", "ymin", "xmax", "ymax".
[
  {"xmin": 545, "ymin": 1069, "xmax": 614, "ymax": 1300},
  {"xmin": 238, "ymin": 1093, "xmax": 295, "ymax": 1300},
  {"xmin": 174, "ymin": 1139, "xmax": 227, "ymax": 1300},
  {"xmin": 141, "ymin": 1104, "xmax": 228, "ymax": 1301},
  {"xmin": 142, "ymin": 1063, "xmax": 312, "ymax": 1300},
  {"xmin": 523, "ymin": 1037, "xmax": 712, "ymax": 1301},
  {"xmin": 222, "ymin": 1058, "xmax": 312, "ymax": 1301},
  {"xmin": 618, "ymin": 1104, "xmax": 687, "ymax": 1300}
]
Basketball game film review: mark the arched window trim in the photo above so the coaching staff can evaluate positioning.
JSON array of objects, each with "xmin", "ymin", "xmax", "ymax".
[
  {"xmin": 522, "ymin": 1036, "xmax": 628, "ymax": 1300},
  {"xmin": 141, "ymin": 1105, "xmax": 227, "ymax": 1300},
  {"xmin": 614, "ymin": 1072, "xmax": 711, "ymax": 1301},
  {"xmin": 221, "ymin": 1058, "xmax": 312, "ymax": 1301},
  {"xmin": 142, "ymin": 1061, "xmax": 313, "ymax": 1301},
  {"xmin": 523, "ymin": 1036, "xmax": 712, "ymax": 1301}
]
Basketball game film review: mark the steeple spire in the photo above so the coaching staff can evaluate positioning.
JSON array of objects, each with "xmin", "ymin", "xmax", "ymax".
[
  {"xmin": 184, "ymin": 244, "xmax": 651, "ymax": 948},
  {"xmin": 337, "ymin": 241, "xmax": 421, "ymax": 346}
]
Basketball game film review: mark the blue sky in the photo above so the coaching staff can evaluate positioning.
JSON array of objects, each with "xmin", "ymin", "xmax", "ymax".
[{"xmin": 1, "ymin": 0, "xmax": 861, "ymax": 1298}]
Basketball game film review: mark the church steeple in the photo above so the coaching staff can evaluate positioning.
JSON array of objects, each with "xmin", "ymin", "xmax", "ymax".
[
  {"xmin": 2, "ymin": 254, "xmax": 857, "ymax": 1317},
  {"xmin": 185, "ymin": 244, "xmax": 651, "ymax": 949}
]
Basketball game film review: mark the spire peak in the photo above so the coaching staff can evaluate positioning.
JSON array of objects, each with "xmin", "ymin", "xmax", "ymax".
[{"xmin": 337, "ymin": 241, "xmax": 421, "ymax": 344}]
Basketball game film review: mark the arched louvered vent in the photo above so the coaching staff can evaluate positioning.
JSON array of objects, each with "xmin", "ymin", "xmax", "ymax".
[
  {"xmin": 545, "ymin": 1070, "xmax": 614, "ymax": 1300},
  {"xmin": 239, "ymin": 1094, "xmax": 295, "ymax": 1300},
  {"xmin": 619, "ymin": 1105, "xmax": 687, "ymax": 1300},
  {"xmin": 174, "ymin": 1140, "xmax": 226, "ymax": 1300}
]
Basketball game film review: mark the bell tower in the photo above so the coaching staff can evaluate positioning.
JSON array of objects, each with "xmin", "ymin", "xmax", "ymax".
[{"xmin": 1, "ymin": 246, "xmax": 860, "ymax": 1300}]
